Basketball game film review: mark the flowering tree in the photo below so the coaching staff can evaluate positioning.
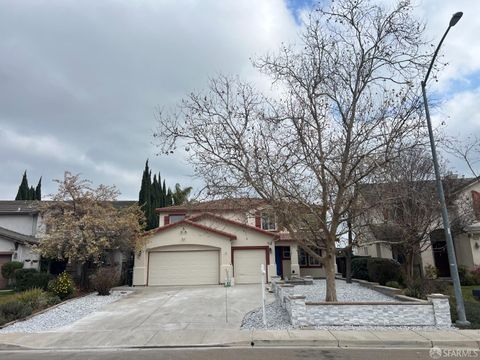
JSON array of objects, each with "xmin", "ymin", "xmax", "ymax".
[
  {"xmin": 38, "ymin": 172, "xmax": 145, "ymax": 285},
  {"xmin": 155, "ymin": 0, "xmax": 431, "ymax": 301}
]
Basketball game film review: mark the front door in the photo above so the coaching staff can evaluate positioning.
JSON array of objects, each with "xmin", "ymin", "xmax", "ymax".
[{"xmin": 431, "ymin": 229, "xmax": 451, "ymax": 277}]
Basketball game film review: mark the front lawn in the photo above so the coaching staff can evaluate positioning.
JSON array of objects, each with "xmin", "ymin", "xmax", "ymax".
[
  {"xmin": 449, "ymin": 285, "xmax": 480, "ymax": 329},
  {"xmin": 0, "ymin": 291, "xmax": 16, "ymax": 305}
]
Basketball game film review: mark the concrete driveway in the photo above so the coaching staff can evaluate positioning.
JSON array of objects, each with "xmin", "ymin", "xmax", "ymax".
[{"xmin": 59, "ymin": 285, "xmax": 271, "ymax": 332}]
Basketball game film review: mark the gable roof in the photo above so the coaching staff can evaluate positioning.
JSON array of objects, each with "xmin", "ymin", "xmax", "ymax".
[
  {"xmin": 155, "ymin": 198, "xmax": 266, "ymax": 213},
  {"xmin": 144, "ymin": 219, "xmax": 237, "ymax": 240},
  {"xmin": 189, "ymin": 212, "xmax": 278, "ymax": 238},
  {"xmin": 0, "ymin": 226, "xmax": 38, "ymax": 245}
]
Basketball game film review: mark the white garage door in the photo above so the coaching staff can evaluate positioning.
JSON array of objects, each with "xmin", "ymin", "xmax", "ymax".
[
  {"xmin": 148, "ymin": 250, "xmax": 219, "ymax": 286},
  {"xmin": 233, "ymin": 249, "xmax": 267, "ymax": 284}
]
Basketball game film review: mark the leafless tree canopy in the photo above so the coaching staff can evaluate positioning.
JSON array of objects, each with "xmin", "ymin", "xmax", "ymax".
[{"xmin": 155, "ymin": 0, "xmax": 432, "ymax": 301}]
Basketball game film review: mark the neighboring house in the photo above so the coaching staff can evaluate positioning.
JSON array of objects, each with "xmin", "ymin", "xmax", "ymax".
[
  {"xmin": 133, "ymin": 198, "xmax": 327, "ymax": 286},
  {"xmin": 0, "ymin": 201, "xmax": 41, "ymax": 288},
  {"xmin": 0, "ymin": 200, "xmax": 137, "ymax": 288},
  {"xmin": 354, "ymin": 177, "xmax": 480, "ymax": 277}
]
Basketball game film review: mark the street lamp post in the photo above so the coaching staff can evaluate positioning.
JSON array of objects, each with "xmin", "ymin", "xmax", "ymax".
[{"xmin": 421, "ymin": 11, "xmax": 469, "ymax": 326}]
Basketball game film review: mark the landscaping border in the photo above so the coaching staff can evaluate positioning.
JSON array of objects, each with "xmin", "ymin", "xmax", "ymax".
[
  {"xmin": 271, "ymin": 277, "xmax": 451, "ymax": 328},
  {"xmin": 0, "ymin": 292, "xmax": 93, "ymax": 330}
]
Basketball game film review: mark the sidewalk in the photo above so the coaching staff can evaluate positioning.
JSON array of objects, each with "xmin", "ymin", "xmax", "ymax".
[{"xmin": 0, "ymin": 329, "xmax": 478, "ymax": 350}]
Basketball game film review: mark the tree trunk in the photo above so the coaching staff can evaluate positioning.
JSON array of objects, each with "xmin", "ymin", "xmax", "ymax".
[
  {"xmin": 403, "ymin": 252, "xmax": 415, "ymax": 284},
  {"xmin": 346, "ymin": 215, "xmax": 353, "ymax": 284},
  {"xmin": 324, "ymin": 240, "xmax": 337, "ymax": 302}
]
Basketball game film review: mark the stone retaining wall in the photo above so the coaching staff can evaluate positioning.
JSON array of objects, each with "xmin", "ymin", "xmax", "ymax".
[{"xmin": 271, "ymin": 277, "xmax": 451, "ymax": 328}]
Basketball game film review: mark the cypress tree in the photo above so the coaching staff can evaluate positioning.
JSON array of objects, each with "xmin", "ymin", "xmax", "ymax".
[
  {"xmin": 138, "ymin": 160, "xmax": 153, "ymax": 230},
  {"xmin": 35, "ymin": 177, "xmax": 42, "ymax": 200},
  {"xmin": 29, "ymin": 186, "xmax": 35, "ymax": 200},
  {"xmin": 15, "ymin": 171, "xmax": 29, "ymax": 200}
]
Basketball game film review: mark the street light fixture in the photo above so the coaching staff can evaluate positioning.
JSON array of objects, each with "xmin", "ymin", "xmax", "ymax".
[{"xmin": 421, "ymin": 11, "xmax": 469, "ymax": 326}]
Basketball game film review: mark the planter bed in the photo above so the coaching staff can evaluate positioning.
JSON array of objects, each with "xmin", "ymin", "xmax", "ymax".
[
  {"xmin": 270, "ymin": 278, "xmax": 451, "ymax": 329},
  {"xmin": 0, "ymin": 290, "xmax": 131, "ymax": 333}
]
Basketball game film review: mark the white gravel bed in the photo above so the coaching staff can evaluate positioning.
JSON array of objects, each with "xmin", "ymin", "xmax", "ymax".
[
  {"xmin": 295, "ymin": 279, "xmax": 395, "ymax": 302},
  {"xmin": 0, "ymin": 291, "xmax": 131, "ymax": 333},
  {"xmin": 242, "ymin": 280, "xmax": 452, "ymax": 330},
  {"xmin": 241, "ymin": 301, "xmax": 292, "ymax": 330}
]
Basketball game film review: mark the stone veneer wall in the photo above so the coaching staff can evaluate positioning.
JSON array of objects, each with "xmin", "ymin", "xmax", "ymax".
[{"xmin": 270, "ymin": 277, "xmax": 451, "ymax": 328}]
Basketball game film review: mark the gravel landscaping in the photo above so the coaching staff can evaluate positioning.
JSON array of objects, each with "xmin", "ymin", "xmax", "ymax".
[
  {"xmin": 0, "ymin": 291, "xmax": 131, "ymax": 333},
  {"xmin": 294, "ymin": 279, "xmax": 395, "ymax": 302},
  {"xmin": 241, "ymin": 280, "xmax": 451, "ymax": 330}
]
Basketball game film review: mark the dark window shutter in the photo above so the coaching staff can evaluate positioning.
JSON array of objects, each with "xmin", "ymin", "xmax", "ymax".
[
  {"xmin": 164, "ymin": 215, "xmax": 170, "ymax": 225},
  {"xmin": 472, "ymin": 191, "xmax": 480, "ymax": 220}
]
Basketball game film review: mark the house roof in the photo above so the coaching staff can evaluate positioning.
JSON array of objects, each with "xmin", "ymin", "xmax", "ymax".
[
  {"xmin": 155, "ymin": 198, "xmax": 267, "ymax": 213},
  {"xmin": 144, "ymin": 219, "xmax": 237, "ymax": 240},
  {"xmin": 188, "ymin": 212, "xmax": 278, "ymax": 238},
  {"xmin": 357, "ymin": 177, "xmax": 478, "ymax": 207},
  {"xmin": 0, "ymin": 201, "xmax": 39, "ymax": 214},
  {"xmin": 0, "ymin": 226, "xmax": 38, "ymax": 245},
  {"xmin": 0, "ymin": 200, "xmax": 137, "ymax": 214}
]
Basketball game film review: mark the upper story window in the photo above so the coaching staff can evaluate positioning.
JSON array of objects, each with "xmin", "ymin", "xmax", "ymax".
[
  {"xmin": 168, "ymin": 214, "xmax": 185, "ymax": 224},
  {"xmin": 261, "ymin": 212, "xmax": 277, "ymax": 231}
]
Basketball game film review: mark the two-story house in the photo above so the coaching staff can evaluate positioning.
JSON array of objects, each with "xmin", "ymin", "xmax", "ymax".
[
  {"xmin": 132, "ymin": 198, "xmax": 326, "ymax": 286},
  {"xmin": 354, "ymin": 177, "xmax": 480, "ymax": 277},
  {"xmin": 0, "ymin": 201, "xmax": 41, "ymax": 288}
]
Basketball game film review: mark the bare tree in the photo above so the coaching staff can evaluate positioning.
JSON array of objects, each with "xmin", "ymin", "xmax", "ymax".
[
  {"xmin": 355, "ymin": 148, "xmax": 445, "ymax": 282},
  {"xmin": 443, "ymin": 135, "xmax": 480, "ymax": 178},
  {"xmin": 155, "ymin": 0, "xmax": 431, "ymax": 301}
]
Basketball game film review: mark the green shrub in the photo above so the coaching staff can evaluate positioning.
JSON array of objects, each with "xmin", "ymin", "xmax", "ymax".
[
  {"xmin": 48, "ymin": 272, "xmax": 75, "ymax": 300},
  {"xmin": 367, "ymin": 258, "xmax": 402, "ymax": 285},
  {"xmin": 16, "ymin": 288, "xmax": 48, "ymax": 310},
  {"xmin": 45, "ymin": 294, "xmax": 62, "ymax": 306},
  {"xmin": 14, "ymin": 269, "xmax": 50, "ymax": 291},
  {"xmin": 351, "ymin": 258, "xmax": 369, "ymax": 281},
  {"xmin": 89, "ymin": 267, "xmax": 119, "ymax": 296},
  {"xmin": 458, "ymin": 266, "xmax": 476, "ymax": 286},
  {"xmin": 0, "ymin": 301, "xmax": 32, "ymax": 323},
  {"xmin": 1, "ymin": 261, "xmax": 23, "ymax": 280},
  {"xmin": 0, "ymin": 314, "xmax": 6, "ymax": 326},
  {"xmin": 404, "ymin": 278, "xmax": 448, "ymax": 300},
  {"xmin": 385, "ymin": 281, "xmax": 401, "ymax": 289}
]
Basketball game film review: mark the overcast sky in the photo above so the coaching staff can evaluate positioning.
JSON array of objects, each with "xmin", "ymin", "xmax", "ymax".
[{"xmin": 0, "ymin": 0, "xmax": 479, "ymax": 200}]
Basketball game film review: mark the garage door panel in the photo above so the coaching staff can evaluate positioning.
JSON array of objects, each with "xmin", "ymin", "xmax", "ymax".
[
  {"xmin": 233, "ymin": 249, "xmax": 266, "ymax": 284},
  {"xmin": 148, "ymin": 250, "xmax": 219, "ymax": 286}
]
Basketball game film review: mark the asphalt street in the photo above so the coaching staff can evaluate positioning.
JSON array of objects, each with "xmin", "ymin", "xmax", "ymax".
[{"xmin": 0, "ymin": 347, "xmax": 469, "ymax": 360}]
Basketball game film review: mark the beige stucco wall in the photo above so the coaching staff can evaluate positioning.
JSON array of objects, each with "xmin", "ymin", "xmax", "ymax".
[
  {"xmin": 0, "ymin": 214, "xmax": 38, "ymax": 236},
  {"xmin": 300, "ymin": 267, "xmax": 325, "ymax": 278},
  {"xmin": 194, "ymin": 217, "xmax": 276, "ymax": 264},
  {"xmin": 133, "ymin": 224, "xmax": 232, "ymax": 286}
]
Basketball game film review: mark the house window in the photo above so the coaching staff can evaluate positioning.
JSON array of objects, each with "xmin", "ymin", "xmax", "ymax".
[
  {"xmin": 261, "ymin": 213, "xmax": 277, "ymax": 231},
  {"xmin": 168, "ymin": 214, "xmax": 185, "ymax": 224},
  {"xmin": 299, "ymin": 248, "xmax": 322, "ymax": 267},
  {"xmin": 282, "ymin": 247, "xmax": 291, "ymax": 259},
  {"xmin": 299, "ymin": 249, "xmax": 308, "ymax": 266},
  {"xmin": 308, "ymin": 248, "xmax": 322, "ymax": 266}
]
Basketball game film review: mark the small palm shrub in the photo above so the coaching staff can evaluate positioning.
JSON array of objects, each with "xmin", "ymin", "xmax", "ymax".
[
  {"xmin": 48, "ymin": 272, "xmax": 75, "ymax": 300},
  {"xmin": 89, "ymin": 267, "xmax": 119, "ymax": 296}
]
